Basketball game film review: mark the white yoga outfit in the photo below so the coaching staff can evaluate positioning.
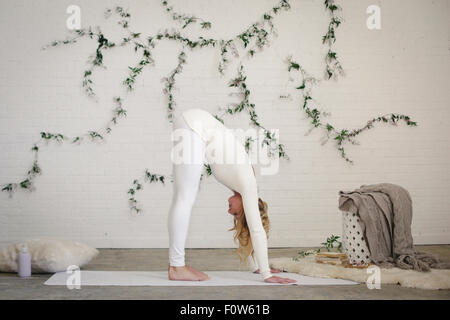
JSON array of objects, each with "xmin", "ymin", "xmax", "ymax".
[{"xmin": 168, "ymin": 108, "xmax": 273, "ymax": 280}]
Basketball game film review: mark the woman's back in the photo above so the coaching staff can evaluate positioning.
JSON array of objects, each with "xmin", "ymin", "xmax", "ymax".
[{"xmin": 181, "ymin": 108, "xmax": 227, "ymax": 143}]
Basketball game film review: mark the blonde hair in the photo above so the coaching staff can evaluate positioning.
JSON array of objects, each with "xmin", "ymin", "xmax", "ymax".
[{"xmin": 228, "ymin": 197, "xmax": 270, "ymax": 265}]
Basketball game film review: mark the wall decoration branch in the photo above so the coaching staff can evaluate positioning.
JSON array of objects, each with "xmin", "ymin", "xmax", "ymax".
[
  {"xmin": 163, "ymin": 50, "xmax": 188, "ymax": 123},
  {"xmin": 286, "ymin": 56, "xmax": 417, "ymax": 164},
  {"xmin": 162, "ymin": 0, "xmax": 212, "ymax": 29},
  {"xmin": 1, "ymin": 0, "xmax": 417, "ymax": 216},
  {"xmin": 323, "ymin": 0, "xmax": 345, "ymax": 80},
  {"xmin": 214, "ymin": 64, "xmax": 289, "ymax": 160},
  {"xmin": 1, "ymin": 96, "xmax": 128, "ymax": 195}
]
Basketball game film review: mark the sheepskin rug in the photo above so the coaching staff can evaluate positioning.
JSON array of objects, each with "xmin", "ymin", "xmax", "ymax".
[{"xmin": 269, "ymin": 256, "xmax": 450, "ymax": 290}]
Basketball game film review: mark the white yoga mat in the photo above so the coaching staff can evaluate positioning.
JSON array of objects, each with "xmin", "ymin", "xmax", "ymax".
[{"xmin": 44, "ymin": 270, "xmax": 359, "ymax": 286}]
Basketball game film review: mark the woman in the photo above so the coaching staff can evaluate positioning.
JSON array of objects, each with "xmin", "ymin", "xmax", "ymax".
[{"xmin": 167, "ymin": 108, "xmax": 296, "ymax": 284}]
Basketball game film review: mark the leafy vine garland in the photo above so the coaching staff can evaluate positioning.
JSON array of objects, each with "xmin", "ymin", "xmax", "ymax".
[
  {"xmin": 286, "ymin": 56, "xmax": 417, "ymax": 163},
  {"xmin": 3, "ymin": 1, "xmax": 295, "ymax": 213},
  {"xmin": 163, "ymin": 50, "xmax": 187, "ymax": 123},
  {"xmin": 1, "ymin": 0, "xmax": 416, "ymax": 217},
  {"xmin": 129, "ymin": 63, "xmax": 290, "ymax": 214},
  {"xmin": 1, "ymin": 96, "xmax": 128, "ymax": 194},
  {"xmin": 214, "ymin": 64, "xmax": 289, "ymax": 160},
  {"xmin": 162, "ymin": 0, "xmax": 212, "ymax": 29},
  {"xmin": 323, "ymin": 0, "xmax": 345, "ymax": 80}
]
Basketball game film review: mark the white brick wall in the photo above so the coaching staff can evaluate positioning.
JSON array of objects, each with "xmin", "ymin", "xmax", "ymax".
[{"xmin": 0, "ymin": 0, "xmax": 449, "ymax": 248}]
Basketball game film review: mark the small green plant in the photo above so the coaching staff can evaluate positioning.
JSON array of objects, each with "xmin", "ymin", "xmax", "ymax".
[
  {"xmin": 293, "ymin": 234, "xmax": 343, "ymax": 261},
  {"xmin": 293, "ymin": 249, "xmax": 320, "ymax": 261},
  {"xmin": 321, "ymin": 234, "xmax": 342, "ymax": 252}
]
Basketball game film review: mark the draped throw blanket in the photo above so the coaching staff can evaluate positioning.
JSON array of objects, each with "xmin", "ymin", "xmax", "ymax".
[{"xmin": 338, "ymin": 183, "xmax": 450, "ymax": 272}]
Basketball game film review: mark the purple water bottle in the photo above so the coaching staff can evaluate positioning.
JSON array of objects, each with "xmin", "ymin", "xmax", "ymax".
[{"xmin": 18, "ymin": 245, "xmax": 31, "ymax": 277}]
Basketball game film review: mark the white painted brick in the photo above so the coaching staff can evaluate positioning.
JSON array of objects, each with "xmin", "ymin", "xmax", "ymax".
[{"xmin": 0, "ymin": 0, "xmax": 449, "ymax": 249}]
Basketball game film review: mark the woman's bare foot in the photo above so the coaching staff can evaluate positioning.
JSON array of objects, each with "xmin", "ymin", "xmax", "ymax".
[
  {"xmin": 264, "ymin": 275, "xmax": 297, "ymax": 284},
  {"xmin": 185, "ymin": 265, "xmax": 210, "ymax": 280},
  {"xmin": 168, "ymin": 265, "xmax": 209, "ymax": 281},
  {"xmin": 254, "ymin": 268, "xmax": 283, "ymax": 274}
]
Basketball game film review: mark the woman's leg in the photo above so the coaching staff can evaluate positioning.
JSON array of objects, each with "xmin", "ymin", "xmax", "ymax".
[
  {"xmin": 167, "ymin": 161, "xmax": 204, "ymax": 266},
  {"xmin": 167, "ymin": 115, "xmax": 205, "ymax": 267}
]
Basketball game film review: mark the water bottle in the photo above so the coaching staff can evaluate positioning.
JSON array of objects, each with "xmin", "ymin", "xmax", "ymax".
[{"xmin": 18, "ymin": 245, "xmax": 31, "ymax": 277}]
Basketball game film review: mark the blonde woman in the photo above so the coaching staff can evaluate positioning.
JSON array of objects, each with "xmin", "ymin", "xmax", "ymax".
[{"xmin": 168, "ymin": 108, "xmax": 296, "ymax": 284}]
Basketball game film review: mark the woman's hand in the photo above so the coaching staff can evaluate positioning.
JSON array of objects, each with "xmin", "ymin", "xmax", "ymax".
[
  {"xmin": 264, "ymin": 276, "xmax": 297, "ymax": 284},
  {"xmin": 253, "ymin": 268, "xmax": 283, "ymax": 274}
]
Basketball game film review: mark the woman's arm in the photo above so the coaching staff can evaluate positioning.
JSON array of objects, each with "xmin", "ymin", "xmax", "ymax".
[
  {"xmin": 248, "ymin": 252, "xmax": 259, "ymax": 273},
  {"xmin": 241, "ymin": 191, "xmax": 272, "ymax": 280},
  {"xmin": 249, "ymin": 251, "xmax": 282, "ymax": 274},
  {"xmin": 233, "ymin": 166, "xmax": 254, "ymax": 196}
]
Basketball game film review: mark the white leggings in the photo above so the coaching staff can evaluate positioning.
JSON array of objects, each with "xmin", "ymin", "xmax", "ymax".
[{"xmin": 167, "ymin": 114, "xmax": 272, "ymax": 280}]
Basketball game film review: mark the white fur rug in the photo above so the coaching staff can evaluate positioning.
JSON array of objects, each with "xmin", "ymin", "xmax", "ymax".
[{"xmin": 269, "ymin": 256, "xmax": 450, "ymax": 290}]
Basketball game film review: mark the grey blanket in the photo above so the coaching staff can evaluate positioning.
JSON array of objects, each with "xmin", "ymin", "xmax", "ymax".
[{"xmin": 338, "ymin": 183, "xmax": 450, "ymax": 272}]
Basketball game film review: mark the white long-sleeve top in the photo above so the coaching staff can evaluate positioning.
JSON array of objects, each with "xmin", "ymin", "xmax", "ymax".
[
  {"xmin": 180, "ymin": 108, "xmax": 273, "ymax": 280},
  {"xmin": 181, "ymin": 108, "xmax": 225, "ymax": 144},
  {"xmin": 248, "ymin": 252, "xmax": 260, "ymax": 273}
]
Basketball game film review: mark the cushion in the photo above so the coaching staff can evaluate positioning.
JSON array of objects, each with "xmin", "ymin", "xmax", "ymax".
[{"xmin": 0, "ymin": 238, "xmax": 99, "ymax": 273}]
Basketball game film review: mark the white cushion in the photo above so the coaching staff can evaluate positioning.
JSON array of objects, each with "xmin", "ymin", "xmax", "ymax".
[{"xmin": 0, "ymin": 238, "xmax": 99, "ymax": 273}]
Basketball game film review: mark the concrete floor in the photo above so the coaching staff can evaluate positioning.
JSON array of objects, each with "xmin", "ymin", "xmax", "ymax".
[{"xmin": 1, "ymin": 245, "xmax": 449, "ymax": 300}]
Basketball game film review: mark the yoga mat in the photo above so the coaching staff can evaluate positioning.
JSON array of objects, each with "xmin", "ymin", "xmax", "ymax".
[{"xmin": 44, "ymin": 270, "xmax": 359, "ymax": 286}]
